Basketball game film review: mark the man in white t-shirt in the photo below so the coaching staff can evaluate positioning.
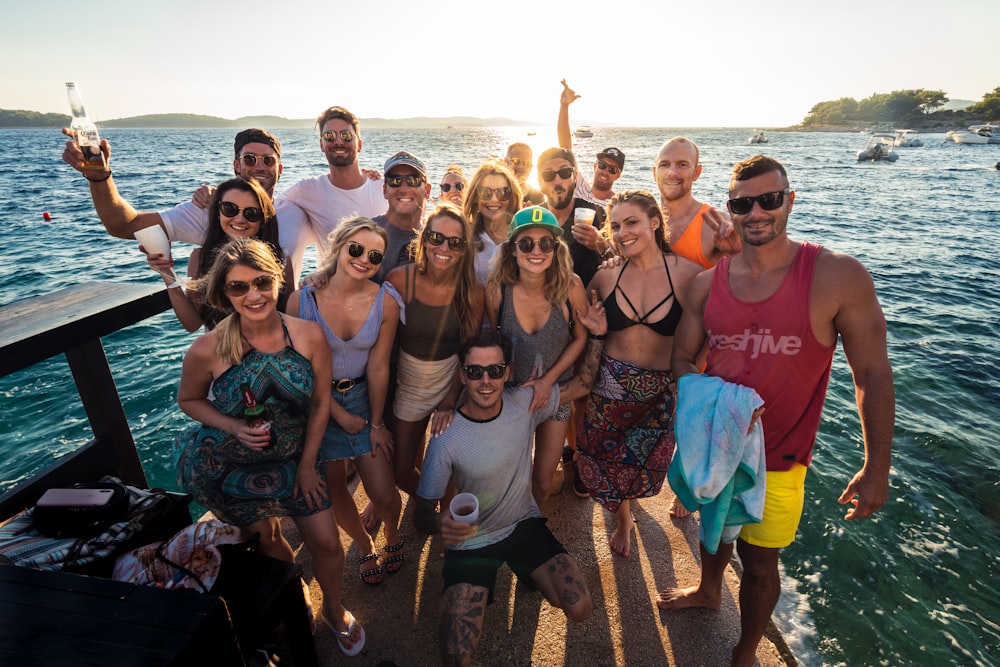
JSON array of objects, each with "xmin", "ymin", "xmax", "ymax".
[{"xmin": 555, "ymin": 80, "xmax": 624, "ymax": 207}]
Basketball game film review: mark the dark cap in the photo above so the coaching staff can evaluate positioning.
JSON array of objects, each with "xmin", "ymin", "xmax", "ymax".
[
  {"xmin": 234, "ymin": 128, "xmax": 281, "ymax": 157},
  {"xmin": 383, "ymin": 151, "xmax": 428, "ymax": 179},
  {"xmin": 537, "ymin": 147, "xmax": 576, "ymax": 169},
  {"xmin": 597, "ymin": 147, "xmax": 625, "ymax": 170}
]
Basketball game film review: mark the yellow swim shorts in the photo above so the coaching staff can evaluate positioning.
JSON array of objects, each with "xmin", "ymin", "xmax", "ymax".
[{"xmin": 739, "ymin": 463, "xmax": 808, "ymax": 549}]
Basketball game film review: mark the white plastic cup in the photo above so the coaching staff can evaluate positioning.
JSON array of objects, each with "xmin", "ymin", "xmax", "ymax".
[
  {"xmin": 133, "ymin": 225, "xmax": 172, "ymax": 260},
  {"xmin": 574, "ymin": 207, "xmax": 596, "ymax": 226},
  {"xmin": 449, "ymin": 492, "xmax": 479, "ymax": 524}
]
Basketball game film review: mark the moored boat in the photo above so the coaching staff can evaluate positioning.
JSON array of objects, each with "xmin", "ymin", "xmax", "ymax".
[
  {"xmin": 947, "ymin": 127, "xmax": 992, "ymax": 144},
  {"xmin": 573, "ymin": 126, "xmax": 593, "ymax": 138},
  {"xmin": 893, "ymin": 129, "xmax": 924, "ymax": 147},
  {"xmin": 857, "ymin": 133, "xmax": 899, "ymax": 162},
  {"xmin": 749, "ymin": 130, "xmax": 768, "ymax": 144}
]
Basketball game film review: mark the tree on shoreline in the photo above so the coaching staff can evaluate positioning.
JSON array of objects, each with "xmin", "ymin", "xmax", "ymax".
[{"xmin": 803, "ymin": 89, "xmax": 950, "ymax": 127}]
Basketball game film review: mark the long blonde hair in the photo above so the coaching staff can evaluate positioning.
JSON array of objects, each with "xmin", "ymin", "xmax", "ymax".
[
  {"xmin": 315, "ymin": 216, "xmax": 388, "ymax": 280},
  {"xmin": 204, "ymin": 238, "xmax": 285, "ymax": 366},
  {"xmin": 462, "ymin": 159, "xmax": 523, "ymax": 249},
  {"xmin": 413, "ymin": 204, "xmax": 482, "ymax": 341}
]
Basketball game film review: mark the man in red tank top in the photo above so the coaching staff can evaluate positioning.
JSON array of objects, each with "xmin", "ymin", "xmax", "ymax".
[{"xmin": 658, "ymin": 155, "xmax": 895, "ymax": 667}]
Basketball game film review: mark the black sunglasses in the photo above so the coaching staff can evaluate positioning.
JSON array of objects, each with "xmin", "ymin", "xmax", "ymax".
[
  {"xmin": 224, "ymin": 275, "xmax": 276, "ymax": 297},
  {"xmin": 386, "ymin": 174, "xmax": 425, "ymax": 188},
  {"xmin": 477, "ymin": 185, "xmax": 512, "ymax": 202},
  {"xmin": 239, "ymin": 153, "xmax": 278, "ymax": 168},
  {"xmin": 425, "ymin": 229, "xmax": 467, "ymax": 250},
  {"xmin": 321, "ymin": 129, "xmax": 355, "ymax": 143},
  {"xmin": 727, "ymin": 189, "xmax": 791, "ymax": 215},
  {"xmin": 540, "ymin": 167, "xmax": 575, "ymax": 182},
  {"xmin": 219, "ymin": 200, "xmax": 265, "ymax": 223},
  {"xmin": 516, "ymin": 236, "xmax": 557, "ymax": 254},
  {"xmin": 348, "ymin": 241, "xmax": 384, "ymax": 266},
  {"xmin": 440, "ymin": 182, "xmax": 465, "ymax": 193},
  {"xmin": 596, "ymin": 160, "xmax": 620, "ymax": 175},
  {"xmin": 463, "ymin": 363, "xmax": 507, "ymax": 380}
]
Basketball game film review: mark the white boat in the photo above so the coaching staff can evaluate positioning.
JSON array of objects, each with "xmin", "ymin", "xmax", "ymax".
[
  {"xmin": 970, "ymin": 124, "xmax": 1000, "ymax": 144},
  {"xmin": 857, "ymin": 133, "xmax": 899, "ymax": 162},
  {"xmin": 573, "ymin": 126, "xmax": 593, "ymax": 138},
  {"xmin": 748, "ymin": 130, "xmax": 768, "ymax": 144},
  {"xmin": 948, "ymin": 127, "xmax": 992, "ymax": 145},
  {"xmin": 893, "ymin": 129, "xmax": 924, "ymax": 147}
]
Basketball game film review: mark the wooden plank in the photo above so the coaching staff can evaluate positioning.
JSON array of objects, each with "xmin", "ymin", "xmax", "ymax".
[{"xmin": 0, "ymin": 282, "xmax": 170, "ymax": 376}]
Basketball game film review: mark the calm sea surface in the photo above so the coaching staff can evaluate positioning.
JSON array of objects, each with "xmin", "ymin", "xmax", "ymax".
[{"xmin": 1, "ymin": 127, "xmax": 998, "ymax": 666}]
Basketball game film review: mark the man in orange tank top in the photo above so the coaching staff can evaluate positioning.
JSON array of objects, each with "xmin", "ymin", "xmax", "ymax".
[
  {"xmin": 654, "ymin": 137, "xmax": 741, "ymax": 268},
  {"xmin": 658, "ymin": 155, "xmax": 895, "ymax": 667}
]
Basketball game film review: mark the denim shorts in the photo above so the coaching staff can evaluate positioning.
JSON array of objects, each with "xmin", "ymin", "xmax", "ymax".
[{"xmin": 320, "ymin": 380, "xmax": 371, "ymax": 462}]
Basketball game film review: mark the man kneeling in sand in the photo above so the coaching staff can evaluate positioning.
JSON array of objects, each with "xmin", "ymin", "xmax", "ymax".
[{"xmin": 414, "ymin": 325, "xmax": 606, "ymax": 667}]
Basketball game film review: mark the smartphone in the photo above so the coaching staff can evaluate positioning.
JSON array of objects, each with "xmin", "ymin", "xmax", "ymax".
[{"xmin": 37, "ymin": 487, "xmax": 115, "ymax": 507}]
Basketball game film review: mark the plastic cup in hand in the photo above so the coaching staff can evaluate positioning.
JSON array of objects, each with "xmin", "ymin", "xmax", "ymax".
[
  {"xmin": 134, "ymin": 226, "xmax": 183, "ymax": 288},
  {"xmin": 449, "ymin": 492, "xmax": 479, "ymax": 525},
  {"xmin": 574, "ymin": 207, "xmax": 596, "ymax": 226}
]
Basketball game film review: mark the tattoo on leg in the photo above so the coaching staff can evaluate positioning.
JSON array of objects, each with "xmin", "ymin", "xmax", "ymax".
[{"xmin": 441, "ymin": 585, "xmax": 487, "ymax": 665}]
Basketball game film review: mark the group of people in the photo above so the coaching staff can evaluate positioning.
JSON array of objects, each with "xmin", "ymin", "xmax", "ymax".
[{"xmin": 61, "ymin": 79, "xmax": 894, "ymax": 667}]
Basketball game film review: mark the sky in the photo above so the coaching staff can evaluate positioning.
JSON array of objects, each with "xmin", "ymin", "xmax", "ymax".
[{"xmin": 3, "ymin": 0, "xmax": 996, "ymax": 128}]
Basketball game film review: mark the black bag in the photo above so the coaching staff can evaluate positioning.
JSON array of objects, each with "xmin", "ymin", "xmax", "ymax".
[{"xmin": 32, "ymin": 482, "xmax": 130, "ymax": 538}]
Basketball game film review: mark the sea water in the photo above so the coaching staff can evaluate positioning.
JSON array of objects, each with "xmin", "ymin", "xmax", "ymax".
[{"xmin": 1, "ymin": 127, "xmax": 998, "ymax": 666}]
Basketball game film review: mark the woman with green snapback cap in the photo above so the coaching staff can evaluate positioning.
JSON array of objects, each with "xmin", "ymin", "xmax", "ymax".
[{"xmin": 486, "ymin": 206, "xmax": 589, "ymax": 508}]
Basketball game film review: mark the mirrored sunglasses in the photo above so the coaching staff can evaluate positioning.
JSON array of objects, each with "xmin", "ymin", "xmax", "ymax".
[
  {"xmin": 239, "ymin": 153, "xmax": 278, "ymax": 168},
  {"xmin": 516, "ymin": 236, "xmax": 556, "ymax": 254},
  {"xmin": 425, "ymin": 229, "xmax": 467, "ymax": 250},
  {"xmin": 386, "ymin": 174, "xmax": 425, "ymax": 188},
  {"xmin": 596, "ymin": 160, "xmax": 620, "ymax": 175},
  {"xmin": 540, "ymin": 167, "xmax": 575, "ymax": 182},
  {"xmin": 223, "ymin": 274, "xmax": 276, "ymax": 297},
  {"xmin": 477, "ymin": 185, "xmax": 512, "ymax": 202},
  {"xmin": 440, "ymin": 182, "xmax": 465, "ymax": 193},
  {"xmin": 321, "ymin": 129, "xmax": 356, "ymax": 143},
  {"xmin": 348, "ymin": 241, "xmax": 384, "ymax": 265},
  {"xmin": 727, "ymin": 189, "xmax": 791, "ymax": 215},
  {"xmin": 218, "ymin": 201, "xmax": 265, "ymax": 223},
  {"xmin": 463, "ymin": 363, "xmax": 507, "ymax": 380}
]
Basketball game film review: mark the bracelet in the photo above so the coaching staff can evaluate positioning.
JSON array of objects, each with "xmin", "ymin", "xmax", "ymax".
[
  {"xmin": 84, "ymin": 170, "xmax": 112, "ymax": 183},
  {"xmin": 370, "ymin": 422, "xmax": 385, "ymax": 430},
  {"xmin": 589, "ymin": 332, "xmax": 607, "ymax": 341}
]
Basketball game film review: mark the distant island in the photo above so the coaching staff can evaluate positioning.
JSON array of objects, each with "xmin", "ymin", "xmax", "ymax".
[
  {"xmin": 792, "ymin": 86, "xmax": 999, "ymax": 132},
  {"xmin": 0, "ymin": 110, "xmax": 544, "ymax": 130}
]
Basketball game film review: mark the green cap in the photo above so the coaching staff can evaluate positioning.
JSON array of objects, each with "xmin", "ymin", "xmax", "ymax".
[{"xmin": 508, "ymin": 206, "xmax": 563, "ymax": 239}]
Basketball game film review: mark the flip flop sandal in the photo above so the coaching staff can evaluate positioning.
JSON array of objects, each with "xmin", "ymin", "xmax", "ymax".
[
  {"xmin": 322, "ymin": 608, "xmax": 366, "ymax": 657},
  {"xmin": 383, "ymin": 540, "xmax": 405, "ymax": 573},
  {"xmin": 359, "ymin": 551, "xmax": 382, "ymax": 586}
]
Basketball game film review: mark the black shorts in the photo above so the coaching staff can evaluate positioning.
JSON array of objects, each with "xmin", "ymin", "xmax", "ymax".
[{"xmin": 442, "ymin": 517, "xmax": 567, "ymax": 604}]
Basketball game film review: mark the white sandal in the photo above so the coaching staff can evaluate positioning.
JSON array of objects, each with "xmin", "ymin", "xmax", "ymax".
[{"xmin": 322, "ymin": 607, "xmax": 366, "ymax": 656}]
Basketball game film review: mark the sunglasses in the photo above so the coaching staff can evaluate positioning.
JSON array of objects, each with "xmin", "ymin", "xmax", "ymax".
[
  {"xmin": 385, "ymin": 174, "xmax": 425, "ymax": 188},
  {"xmin": 440, "ymin": 182, "xmax": 465, "ymax": 193},
  {"xmin": 727, "ymin": 189, "xmax": 791, "ymax": 215},
  {"xmin": 516, "ymin": 236, "xmax": 557, "ymax": 254},
  {"xmin": 507, "ymin": 157, "xmax": 529, "ymax": 168},
  {"xmin": 321, "ymin": 129, "xmax": 356, "ymax": 143},
  {"xmin": 596, "ymin": 160, "xmax": 620, "ymax": 175},
  {"xmin": 425, "ymin": 229, "xmax": 467, "ymax": 250},
  {"xmin": 223, "ymin": 274, "xmax": 276, "ymax": 297},
  {"xmin": 540, "ymin": 167, "xmax": 575, "ymax": 182},
  {"xmin": 219, "ymin": 200, "xmax": 265, "ymax": 223},
  {"xmin": 239, "ymin": 153, "xmax": 278, "ymax": 168},
  {"xmin": 348, "ymin": 241, "xmax": 384, "ymax": 265},
  {"xmin": 477, "ymin": 185, "xmax": 512, "ymax": 202},
  {"xmin": 463, "ymin": 363, "xmax": 507, "ymax": 380}
]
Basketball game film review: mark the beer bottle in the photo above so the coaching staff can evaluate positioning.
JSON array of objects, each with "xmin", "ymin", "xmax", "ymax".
[
  {"xmin": 240, "ymin": 382, "xmax": 274, "ymax": 447},
  {"xmin": 65, "ymin": 82, "xmax": 104, "ymax": 170}
]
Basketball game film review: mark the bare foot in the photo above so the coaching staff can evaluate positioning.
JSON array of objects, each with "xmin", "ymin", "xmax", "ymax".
[
  {"xmin": 360, "ymin": 501, "xmax": 379, "ymax": 533},
  {"xmin": 609, "ymin": 512, "xmax": 634, "ymax": 557},
  {"xmin": 668, "ymin": 496, "xmax": 691, "ymax": 518},
  {"xmin": 655, "ymin": 585, "xmax": 722, "ymax": 610}
]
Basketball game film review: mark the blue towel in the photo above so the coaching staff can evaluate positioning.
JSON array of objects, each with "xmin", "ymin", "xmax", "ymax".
[{"xmin": 668, "ymin": 374, "xmax": 766, "ymax": 554}]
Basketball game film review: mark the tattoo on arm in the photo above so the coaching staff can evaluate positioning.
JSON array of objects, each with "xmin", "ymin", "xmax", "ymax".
[{"xmin": 576, "ymin": 337, "xmax": 604, "ymax": 389}]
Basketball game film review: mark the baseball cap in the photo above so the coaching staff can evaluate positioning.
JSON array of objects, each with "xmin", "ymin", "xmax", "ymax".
[
  {"xmin": 234, "ymin": 128, "xmax": 281, "ymax": 157},
  {"xmin": 597, "ymin": 147, "xmax": 625, "ymax": 170},
  {"xmin": 508, "ymin": 206, "xmax": 564, "ymax": 238},
  {"xmin": 537, "ymin": 147, "xmax": 576, "ymax": 169},
  {"xmin": 383, "ymin": 151, "xmax": 427, "ymax": 179}
]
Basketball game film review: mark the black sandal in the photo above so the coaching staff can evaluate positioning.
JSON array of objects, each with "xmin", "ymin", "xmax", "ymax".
[
  {"xmin": 383, "ymin": 540, "xmax": 405, "ymax": 573},
  {"xmin": 359, "ymin": 551, "xmax": 382, "ymax": 585}
]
